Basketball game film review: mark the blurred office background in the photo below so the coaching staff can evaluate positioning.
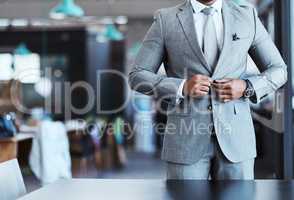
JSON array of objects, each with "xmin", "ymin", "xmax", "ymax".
[{"xmin": 0, "ymin": 0, "xmax": 293, "ymax": 193}]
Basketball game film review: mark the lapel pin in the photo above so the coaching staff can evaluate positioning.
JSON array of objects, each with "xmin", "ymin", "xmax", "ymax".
[{"xmin": 232, "ymin": 33, "xmax": 240, "ymax": 41}]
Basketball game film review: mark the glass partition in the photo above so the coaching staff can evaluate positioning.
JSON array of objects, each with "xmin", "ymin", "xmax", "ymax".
[{"xmin": 247, "ymin": 0, "xmax": 294, "ymax": 179}]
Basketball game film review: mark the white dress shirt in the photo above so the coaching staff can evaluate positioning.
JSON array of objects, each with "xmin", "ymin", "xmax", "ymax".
[{"xmin": 176, "ymin": 0, "xmax": 224, "ymax": 102}]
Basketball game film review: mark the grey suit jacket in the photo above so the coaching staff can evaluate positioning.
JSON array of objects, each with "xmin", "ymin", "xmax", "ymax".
[{"xmin": 128, "ymin": 0, "xmax": 287, "ymax": 164}]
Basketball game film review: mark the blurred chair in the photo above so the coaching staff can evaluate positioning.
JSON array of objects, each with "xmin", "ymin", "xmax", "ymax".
[{"xmin": 0, "ymin": 159, "xmax": 26, "ymax": 200}]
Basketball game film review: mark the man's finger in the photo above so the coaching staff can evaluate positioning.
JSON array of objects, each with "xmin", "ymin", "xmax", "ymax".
[
  {"xmin": 201, "ymin": 76, "xmax": 213, "ymax": 82},
  {"xmin": 196, "ymin": 91, "xmax": 208, "ymax": 96},
  {"xmin": 218, "ymin": 94, "xmax": 232, "ymax": 101},
  {"xmin": 214, "ymin": 79, "xmax": 232, "ymax": 83},
  {"xmin": 199, "ymin": 81, "xmax": 212, "ymax": 87},
  {"xmin": 215, "ymin": 89, "xmax": 231, "ymax": 95},
  {"xmin": 213, "ymin": 83, "xmax": 230, "ymax": 90},
  {"xmin": 192, "ymin": 89, "xmax": 208, "ymax": 97},
  {"xmin": 193, "ymin": 75, "xmax": 213, "ymax": 82},
  {"xmin": 199, "ymin": 86, "xmax": 210, "ymax": 92}
]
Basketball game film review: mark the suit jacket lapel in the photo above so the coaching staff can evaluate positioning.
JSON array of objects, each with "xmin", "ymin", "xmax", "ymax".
[
  {"xmin": 177, "ymin": 1, "xmax": 211, "ymax": 74},
  {"xmin": 212, "ymin": 0, "xmax": 233, "ymax": 77}
]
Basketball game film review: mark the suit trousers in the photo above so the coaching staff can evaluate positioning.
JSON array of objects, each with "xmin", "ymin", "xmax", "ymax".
[{"xmin": 166, "ymin": 135, "xmax": 254, "ymax": 180}]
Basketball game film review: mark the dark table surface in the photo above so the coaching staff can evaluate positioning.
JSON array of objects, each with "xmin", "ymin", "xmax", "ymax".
[{"xmin": 18, "ymin": 179, "xmax": 294, "ymax": 200}]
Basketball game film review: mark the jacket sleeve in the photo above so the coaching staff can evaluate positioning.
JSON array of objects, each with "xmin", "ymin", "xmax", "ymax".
[
  {"xmin": 247, "ymin": 8, "xmax": 288, "ymax": 104},
  {"xmin": 128, "ymin": 10, "xmax": 184, "ymax": 105}
]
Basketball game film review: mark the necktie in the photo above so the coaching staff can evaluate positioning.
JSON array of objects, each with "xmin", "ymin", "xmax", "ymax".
[{"xmin": 202, "ymin": 7, "xmax": 219, "ymax": 71}]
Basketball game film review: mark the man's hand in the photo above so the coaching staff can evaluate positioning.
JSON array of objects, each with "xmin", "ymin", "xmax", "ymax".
[
  {"xmin": 213, "ymin": 79, "xmax": 246, "ymax": 102},
  {"xmin": 183, "ymin": 75, "xmax": 212, "ymax": 98}
]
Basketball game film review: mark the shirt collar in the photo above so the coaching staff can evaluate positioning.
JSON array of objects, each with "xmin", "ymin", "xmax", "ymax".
[{"xmin": 190, "ymin": 0, "xmax": 223, "ymax": 14}]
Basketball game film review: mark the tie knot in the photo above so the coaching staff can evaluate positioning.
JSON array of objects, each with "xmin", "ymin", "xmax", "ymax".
[{"xmin": 202, "ymin": 7, "xmax": 215, "ymax": 16}]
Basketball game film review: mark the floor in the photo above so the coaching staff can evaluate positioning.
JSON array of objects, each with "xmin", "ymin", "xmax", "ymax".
[
  {"xmin": 98, "ymin": 152, "xmax": 166, "ymax": 179},
  {"xmin": 23, "ymin": 151, "xmax": 166, "ymax": 193}
]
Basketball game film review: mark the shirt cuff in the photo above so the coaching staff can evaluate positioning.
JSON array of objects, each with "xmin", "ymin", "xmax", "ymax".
[{"xmin": 176, "ymin": 79, "xmax": 186, "ymax": 104}]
